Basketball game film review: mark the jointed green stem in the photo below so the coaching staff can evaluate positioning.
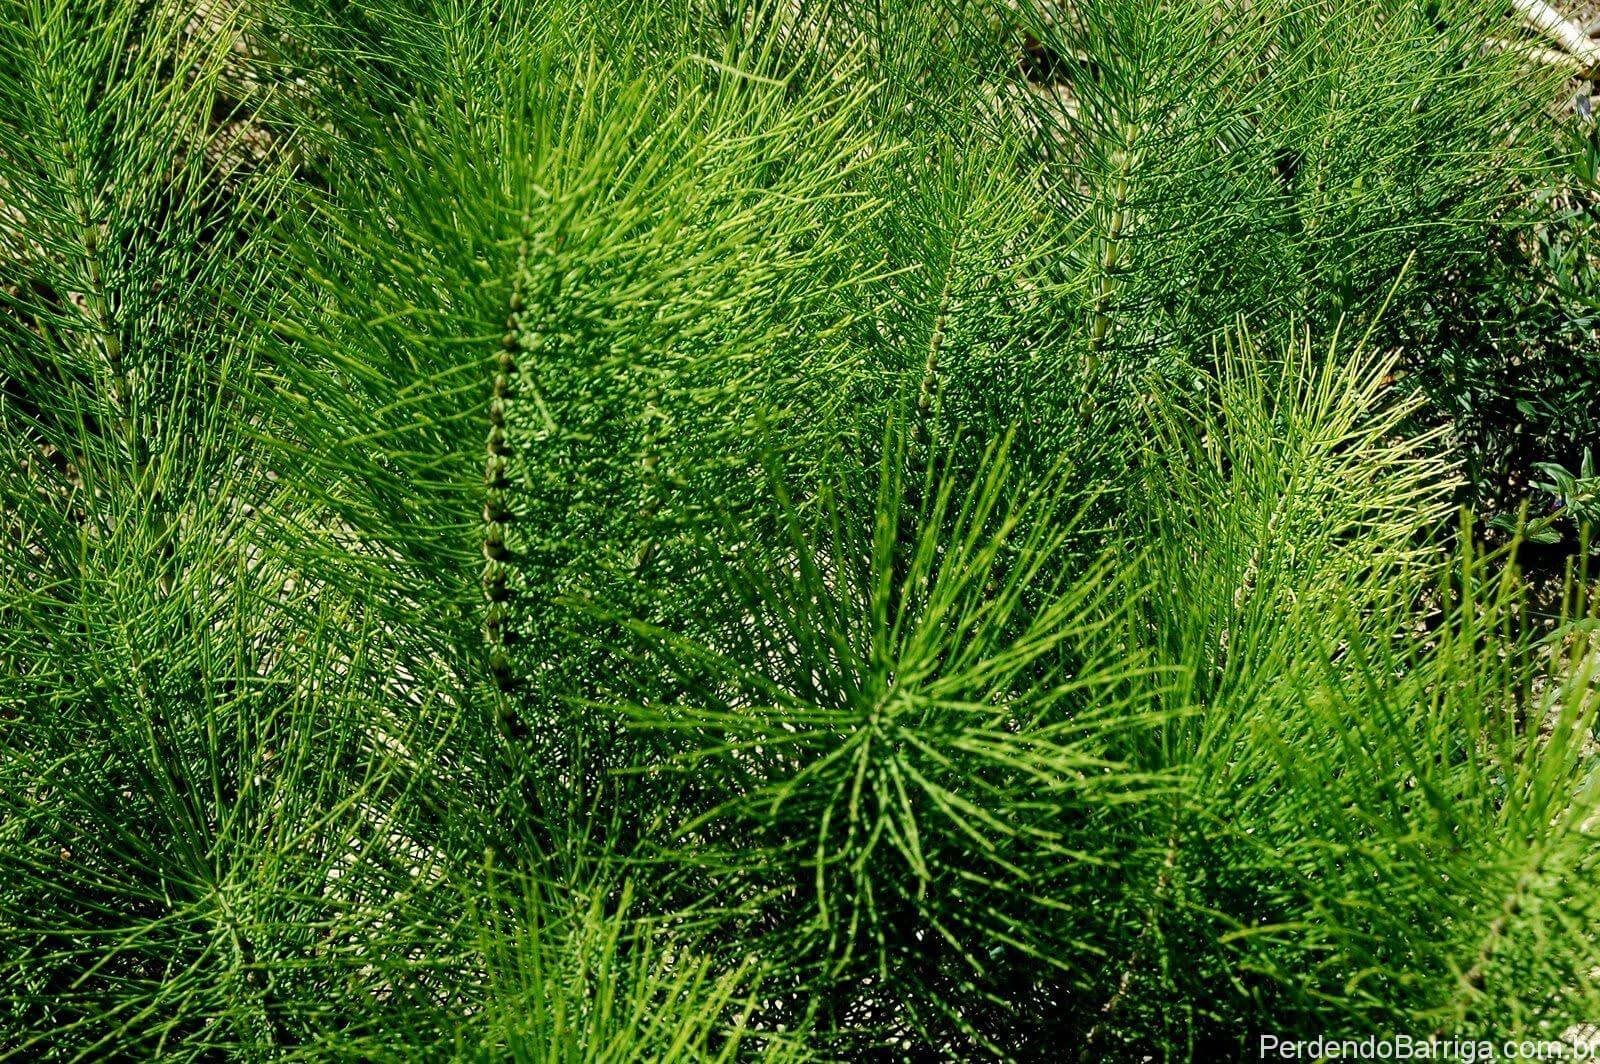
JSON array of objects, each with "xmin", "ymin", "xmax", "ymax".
[
  {"xmin": 1087, "ymin": 138, "xmax": 1135, "ymax": 372},
  {"xmin": 914, "ymin": 197, "xmax": 969, "ymax": 447},
  {"xmin": 484, "ymin": 233, "xmax": 530, "ymax": 698}
]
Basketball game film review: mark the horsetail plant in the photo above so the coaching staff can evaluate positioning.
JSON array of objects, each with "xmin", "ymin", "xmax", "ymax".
[{"xmin": 2, "ymin": 0, "xmax": 1598, "ymax": 1060}]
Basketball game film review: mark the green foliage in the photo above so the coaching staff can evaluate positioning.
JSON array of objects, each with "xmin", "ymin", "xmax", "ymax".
[
  {"xmin": 1107, "ymin": 335, "xmax": 1600, "ymax": 1054},
  {"xmin": 2, "ymin": 0, "xmax": 1598, "ymax": 1060},
  {"xmin": 1404, "ymin": 106, "xmax": 1600, "ymax": 530},
  {"xmin": 598, "ymin": 431, "xmax": 1168, "ymax": 1052},
  {"xmin": 1538, "ymin": 449, "xmax": 1600, "ymax": 526},
  {"xmin": 1005, "ymin": 0, "xmax": 1557, "ymax": 351},
  {"xmin": 319, "ymin": 876, "xmax": 802, "ymax": 1062},
  {"xmin": 1495, "ymin": 448, "xmax": 1599, "ymax": 552}
]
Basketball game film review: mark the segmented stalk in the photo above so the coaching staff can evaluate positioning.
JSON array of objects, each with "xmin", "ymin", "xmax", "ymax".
[
  {"xmin": 58, "ymin": 97, "xmax": 170, "ymax": 594},
  {"xmin": 51, "ymin": 92, "xmax": 133, "ymax": 456},
  {"xmin": 1435, "ymin": 850, "xmax": 1546, "ymax": 1039},
  {"xmin": 483, "ymin": 233, "xmax": 530, "ymax": 694},
  {"xmin": 913, "ymin": 269, "xmax": 954, "ymax": 444},
  {"xmin": 1078, "ymin": 127, "xmax": 1139, "ymax": 429},
  {"xmin": 78, "ymin": 216, "xmax": 129, "ymax": 434},
  {"xmin": 913, "ymin": 204, "xmax": 966, "ymax": 447},
  {"xmin": 1080, "ymin": 816, "xmax": 1181, "ymax": 1056},
  {"xmin": 1086, "ymin": 141, "xmax": 1133, "ymax": 368}
]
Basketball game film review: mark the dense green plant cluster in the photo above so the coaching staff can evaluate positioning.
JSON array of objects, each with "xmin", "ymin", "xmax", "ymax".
[
  {"xmin": 2, "ymin": 0, "xmax": 1599, "ymax": 1059},
  {"xmin": 1404, "ymin": 109, "xmax": 1600, "ymax": 538}
]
